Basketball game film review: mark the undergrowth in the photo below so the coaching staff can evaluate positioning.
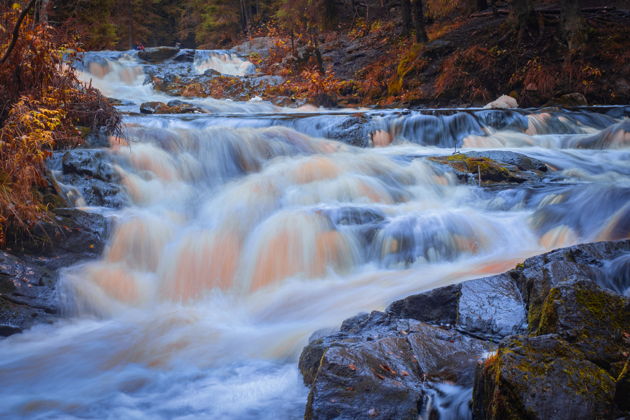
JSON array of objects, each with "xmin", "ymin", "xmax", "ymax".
[{"xmin": 0, "ymin": 1, "xmax": 120, "ymax": 246}]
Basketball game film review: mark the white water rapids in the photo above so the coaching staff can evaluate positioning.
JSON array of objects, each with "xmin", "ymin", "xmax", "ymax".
[{"xmin": 0, "ymin": 51, "xmax": 629, "ymax": 419}]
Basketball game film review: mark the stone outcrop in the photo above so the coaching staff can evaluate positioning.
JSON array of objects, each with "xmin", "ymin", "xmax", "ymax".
[
  {"xmin": 300, "ymin": 240, "xmax": 630, "ymax": 419},
  {"xmin": 0, "ymin": 209, "xmax": 109, "ymax": 336}
]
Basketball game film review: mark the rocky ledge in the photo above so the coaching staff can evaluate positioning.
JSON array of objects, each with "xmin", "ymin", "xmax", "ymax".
[
  {"xmin": 1, "ymin": 137, "xmax": 125, "ymax": 337},
  {"xmin": 299, "ymin": 240, "xmax": 630, "ymax": 419}
]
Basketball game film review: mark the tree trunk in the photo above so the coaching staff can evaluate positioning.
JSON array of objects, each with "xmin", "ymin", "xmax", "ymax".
[
  {"xmin": 401, "ymin": 0, "xmax": 411, "ymax": 36},
  {"xmin": 511, "ymin": 0, "xmax": 533, "ymax": 44},
  {"xmin": 411, "ymin": 0, "xmax": 427, "ymax": 43},
  {"xmin": 560, "ymin": 0, "xmax": 584, "ymax": 52},
  {"xmin": 39, "ymin": 0, "xmax": 50, "ymax": 24},
  {"xmin": 127, "ymin": 0, "xmax": 133, "ymax": 49}
]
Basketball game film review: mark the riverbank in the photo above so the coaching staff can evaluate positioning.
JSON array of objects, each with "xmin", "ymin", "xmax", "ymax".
[{"xmin": 145, "ymin": 3, "xmax": 630, "ymax": 109}]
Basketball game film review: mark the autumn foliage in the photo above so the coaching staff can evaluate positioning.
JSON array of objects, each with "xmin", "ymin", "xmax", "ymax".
[{"xmin": 0, "ymin": 1, "xmax": 119, "ymax": 245}]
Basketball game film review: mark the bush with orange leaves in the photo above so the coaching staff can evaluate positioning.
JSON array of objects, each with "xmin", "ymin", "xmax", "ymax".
[
  {"xmin": 0, "ymin": 1, "xmax": 120, "ymax": 246},
  {"xmin": 434, "ymin": 45, "xmax": 495, "ymax": 104}
]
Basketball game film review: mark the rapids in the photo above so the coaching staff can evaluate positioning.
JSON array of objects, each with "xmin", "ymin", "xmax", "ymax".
[{"xmin": 0, "ymin": 51, "xmax": 629, "ymax": 419}]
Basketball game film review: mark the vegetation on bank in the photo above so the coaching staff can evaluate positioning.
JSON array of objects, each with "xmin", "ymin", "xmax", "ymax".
[
  {"xmin": 78, "ymin": 1, "xmax": 628, "ymax": 107},
  {"xmin": 0, "ymin": 1, "xmax": 119, "ymax": 246}
]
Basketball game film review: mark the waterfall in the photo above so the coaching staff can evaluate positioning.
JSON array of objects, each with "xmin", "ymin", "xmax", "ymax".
[{"xmin": 0, "ymin": 51, "xmax": 628, "ymax": 419}]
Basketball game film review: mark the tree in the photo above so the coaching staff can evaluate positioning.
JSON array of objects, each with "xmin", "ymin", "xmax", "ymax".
[
  {"xmin": 560, "ymin": 0, "xmax": 585, "ymax": 52},
  {"xmin": 401, "ymin": 0, "xmax": 411, "ymax": 37},
  {"xmin": 411, "ymin": 0, "xmax": 427, "ymax": 43},
  {"xmin": 511, "ymin": 0, "xmax": 533, "ymax": 44}
]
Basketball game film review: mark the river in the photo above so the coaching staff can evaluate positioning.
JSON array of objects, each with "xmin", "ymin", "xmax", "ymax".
[{"xmin": 0, "ymin": 50, "xmax": 628, "ymax": 419}]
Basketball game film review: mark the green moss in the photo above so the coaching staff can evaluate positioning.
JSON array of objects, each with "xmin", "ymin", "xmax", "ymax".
[
  {"xmin": 430, "ymin": 153, "xmax": 517, "ymax": 184},
  {"xmin": 575, "ymin": 285, "xmax": 626, "ymax": 329},
  {"xmin": 536, "ymin": 287, "xmax": 561, "ymax": 334}
]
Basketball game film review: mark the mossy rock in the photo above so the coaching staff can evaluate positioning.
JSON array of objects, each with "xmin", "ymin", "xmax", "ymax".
[
  {"xmin": 473, "ymin": 334, "xmax": 616, "ymax": 420},
  {"xmin": 534, "ymin": 278, "xmax": 630, "ymax": 367},
  {"xmin": 429, "ymin": 153, "xmax": 524, "ymax": 185}
]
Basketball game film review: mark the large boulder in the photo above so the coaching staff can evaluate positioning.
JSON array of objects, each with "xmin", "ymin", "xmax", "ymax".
[
  {"xmin": 49, "ymin": 149, "xmax": 127, "ymax": 208},
  {"xmin": 427, "ymin": 152, "xmax": 547, "ymax": 185},
  {"xmin": 387, "ymin": 273, "xmax": 527, "ymax": 341},
  {"xmin": 299, "ymin": 240, "xmax": 630, "ymax": 420},
  {"xmin": 300, "ymin": 312, "xmax": 493, "ymax": 420},
  {"xmin": 0, "ymin": 209, "xmax": 109, "ymax": 336},
  {"xmin": 137, "ymin": 46, "xmax": 180, "ymax": 63},
  {"xmin": 139, "ymin": 101, "xmax": 205, "ymax": 114},
  {"xmin": 473, "ymin": 335, "xmax": 617, "ymax": 420}
]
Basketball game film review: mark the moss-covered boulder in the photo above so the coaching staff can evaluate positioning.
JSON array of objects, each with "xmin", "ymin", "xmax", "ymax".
[
  {"xmin": 535, "ymin": 279, "xmax": 630, "ymax": 366},
  {"xmin": 427, "ymin": 151, "xmax": 549, "ymax": 185},
  {"xmin": 473, "ymin": 335, "xmax": 616, "ymax": 420}
]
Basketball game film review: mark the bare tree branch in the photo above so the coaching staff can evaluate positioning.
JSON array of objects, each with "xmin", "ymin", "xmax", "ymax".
[{"xmin": 0, "ymin": 0, "xmax": 38, "ymax": 66}]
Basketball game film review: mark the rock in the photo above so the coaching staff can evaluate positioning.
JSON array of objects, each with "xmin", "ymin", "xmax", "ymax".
[
  {"xmin": 422, "ymin": 40, "xmax": 454, "ymax": 58},
  {"xmin": 428, "ymin": 153, "xmax": 528, "ymax": 185},
  {"xmin": 300, "ymin": 311, "xmax": 493, "ymax": 420},
  {"xmin": 137, "ymin": 46, "xmax": 180, "ymax": 63},
  {"xmin": 140, "ymin": 101, "xmax": 167, "ymax": 114},
  {"xmin": 0, "ymin": 209, "xmax": 109, "ymax": 336},
  {"xmin": 232, "ymin": 37, "xmax": 280, "ymax": 58},
  {"xmin": 140, "ymin": 101, "xmax": 205, "ymax": 114},
  {"xmin": 311, "ymin": 93, "xmax": 338, "ymax": 108},
  {"xmin": 387, "ymin": 273, "xmax": 527, "ymax": 340},
  {"xmin": 387, "ymin": 284, "xmax": 460, "ymax": 327},
  {"xmin": 299, "ymin": 240, "xmax": 630, "ymax": 419},
  {"xmin": 511, "ymin": 240, "xmax": 630, "ymax": 334},
  {"xmin": 473, "ymin": 334, "xmax": 617, "ymax": 420},
  {"xmin": 547, "ymin": 92, "xmax": 589, "ymax": 107},
  {"xmin": 173, "ymin": 49, "xmax": 195, "ymax": 62},
  {"xmin": 484, "ymin": 95, "xmax": 519, "ymax": 109},
  {"xmin": 534, "ymin": 278, "xmax": 629, "ymax": 366},
  {"xmin": 48, "ymin": 150, "xmax": 127, "ymax": 208},
  {"xmin": 62, "ymin": 149, "xmax": 120, "ymax": 183}
]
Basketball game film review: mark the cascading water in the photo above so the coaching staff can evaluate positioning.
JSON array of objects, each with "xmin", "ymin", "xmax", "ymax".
[{"xmin": 0, "ymin": 52, "xmax": 629, "ymax": 419}]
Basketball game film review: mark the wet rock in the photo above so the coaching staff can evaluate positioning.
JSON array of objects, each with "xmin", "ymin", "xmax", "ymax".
[
  {"xmin": 387, "ymin": 284, "xmax": 460, "ymax": 326},
  {"xmin": 387, "ymin": 273, "xmax": 527, "ymax": 340},
  {"xmin": 300, "ymin": 240, "xmax": 630, "ymax": 419},
  {"xmin": 534, "ymin": 278, "xmax": 629, "ymax": 366},
  {"xmin": 173, "ymin": 49, "xmax": 195, "ymax": 62},
  {"xmin": 62, "ymin": 149, "xmax": 120, "ymax": 183},
  {"xmin": 473, "ymin": 335, "xmax": 616, "ymax": 420},
  {"xmin": 140, "ymin": 101, "xmax": 206, "ymax": 114},
  {"xmin": 511, "ymin": 240, "xmax": 630, "ymax": 335},
  {"xmin": 137, "ymin": 46, "xmax": 180, "ymax": 63},
  {"xmin": 49, "ymin": 150, "xmax": 127, "ymax": 208},
  {"xmin": 428, "ymin": 153, "xmax": 528, "ymax": 185},
  {"xmin": 0, "ymin": 209, "xmax": 109, "ymax": 336},
  {"xmin": 300, "ymin": 311, "xmax": 492, "ymax": 420}
]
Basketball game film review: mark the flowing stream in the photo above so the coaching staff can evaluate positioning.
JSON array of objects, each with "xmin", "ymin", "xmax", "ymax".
[{"xmin": 0, "ymin": 50, "xmax": 629, "ymax": 419}]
